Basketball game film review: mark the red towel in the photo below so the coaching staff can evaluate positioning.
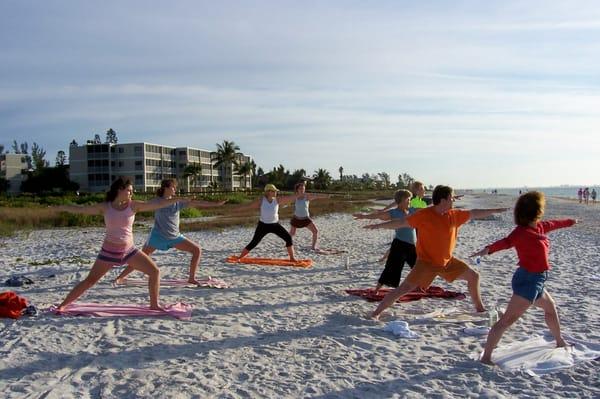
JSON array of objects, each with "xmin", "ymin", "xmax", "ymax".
[
  {"xmin": 0, "ymin": 291, "xmax": 29, "ymax": 319},
  {"xmin": 346, "ymin": 286, "xmax": 466, "ymax": 302}
]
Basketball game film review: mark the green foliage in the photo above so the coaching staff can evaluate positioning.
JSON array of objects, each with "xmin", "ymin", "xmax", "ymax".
[{"xmin": 180, "ymin": 207, "xmax": 203, "ymax": 218}]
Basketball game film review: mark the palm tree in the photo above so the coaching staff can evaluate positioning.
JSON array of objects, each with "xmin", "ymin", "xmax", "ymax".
[
  {"xmin": 339, "ymin": 166, "xmax": 344, "ymax": 181},
  {"xmin": 235, "ymin": 161, "xmax": 253, "ymax": 189},
  {"xmin": 212, "ymin": 140, "xmax": 241, "ymax": 190},
  {"xmin": 313, "ymin": 168, "xmax": 332, "ymax": 190},
  {"xmin": 183, "ymin": 163, "xmax": 203, "ymax": 192}
]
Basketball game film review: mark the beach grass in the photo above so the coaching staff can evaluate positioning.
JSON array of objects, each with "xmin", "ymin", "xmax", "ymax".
[{"xmin": 0, "ymin": 191, "xmax": 387, "ymax": 237}]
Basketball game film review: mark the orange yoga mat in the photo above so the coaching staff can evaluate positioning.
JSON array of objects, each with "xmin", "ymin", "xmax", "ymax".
[{"xmin": 226, "ymin": 256, "xmax": 312, "ymax": 268}]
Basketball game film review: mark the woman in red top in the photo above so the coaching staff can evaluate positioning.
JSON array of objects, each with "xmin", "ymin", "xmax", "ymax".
[{"xmin": 472, "ymin": 191, "xmax": 577, "ymax": 365}]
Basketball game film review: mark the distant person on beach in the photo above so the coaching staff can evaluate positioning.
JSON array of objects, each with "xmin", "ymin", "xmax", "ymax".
[
  {"xmin": 354, "ymin": 189, "xmax": 417, "ymax": 291},
  {"xmin": 289, "ymin": 181, "xmax": 330, "ymax": 250},
  {"xmin": 583, "ymin": 187, "xmax": 590, "ymax": 205},
  {"xmin": 592, "ymin": 188, "xmax": 597, "ymax": 203},
  {"xmin": 236, "ymin": 184, "xmax": 298, "ymax": 261},
  {"xmin": 578, "ymin": 188, "xmax": 583, "ymax": 203},
  {"xmin": 379, "ymin": 181, "xmax": 428, "ymax": 262},
  {"xmin": 55, "ymin": 177, "xmax": 183, "ymax": 311},
  {"xmin": 409, "ymin": 181, "xmax": 428, "ymax": 208},
  {"xmin": 363, "ymin": 185, "xmax": 508, "ymax": 319},
  {"xmin": 471, "ymin": 191, "xmax": 577, "ymax": 365},
  {"xmin": 114, "ymin": 179, "xmax": 226, "ymax": 285}
]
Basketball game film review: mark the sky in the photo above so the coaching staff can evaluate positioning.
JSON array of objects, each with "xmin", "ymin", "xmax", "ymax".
[{"xmin": 1, "ymin": 0, "xmax": 599, "ymax": 189}]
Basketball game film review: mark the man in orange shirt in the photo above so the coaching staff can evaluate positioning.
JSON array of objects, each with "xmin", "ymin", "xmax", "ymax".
[{"xmin": 364, "ymin": 185, "xmax": 508, "ymax": 319}]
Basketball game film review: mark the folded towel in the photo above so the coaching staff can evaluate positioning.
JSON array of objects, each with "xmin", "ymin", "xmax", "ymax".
[{"xmin": 383, "ymin": 320, "xmax": 419, "ymax": 339}]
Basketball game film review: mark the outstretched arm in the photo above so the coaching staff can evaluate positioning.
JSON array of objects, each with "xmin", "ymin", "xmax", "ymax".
[
  {"xmin": 230, "ymin": 197, "xmax": 262, "ymax": 212},
  {"xmin": 381, "ymin": 201, "xmax": 396, "ymax": 212},
  {"xmin": 276, "ymin": 194, "xmax": 297, "ymax": 206},
  {"xmin": 306, "ymin": 193, "xmax": 331, "ymax": 201},
  {"xmin": 189, "ymin": 199, "xmax": 227, "ymax": 208},
  {"xmin": 56, "ymin": 203, "xmax": 105, "ymax": 215},
  {"xmin": 469, "ymin": 208, "xmax": 509, "ymax": 220},
  {"xmin": 353, "ymin": 210, "xmax": 392, "ymax": 221},
  {"xmin": 131, "ymin": 197, "xmax": 183, "ymax": 213},
  {"xmin": 364, "ymin": 219, "xmax": 409, "ymax": 230}
]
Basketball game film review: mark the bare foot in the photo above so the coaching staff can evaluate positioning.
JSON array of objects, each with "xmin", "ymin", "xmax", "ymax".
[
  {"xmin": 368, "ymin": 311, "xmax": 380, "ymax": 320},
  {"xmin": 188, "ymin": 278, "xmax": 200, "ymax": 285},
  {"xmin": 480, "ymin": 357, "xmax": 495, "ymax": 366},
  {"xmin": 114, "ymin": 278, "xmax": 126, "ymax": 285},
  {"xmin": 150, "ymin": 305, "xmax": 164, "ymax": 311},
  {"xmin": 289, "ymin": 257, "xmax": 297, "ymax": 262}
]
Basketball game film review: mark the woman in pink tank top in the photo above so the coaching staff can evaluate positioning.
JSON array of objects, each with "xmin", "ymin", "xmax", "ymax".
[{"xmin": 55, "ymin": 177, "xmax": 182, "ymax": 311}]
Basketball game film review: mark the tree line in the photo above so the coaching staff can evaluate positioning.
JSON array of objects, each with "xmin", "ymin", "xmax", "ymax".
[{"xmin": 1, "ymin": 130, "xmax": 418, "ymax": 195}]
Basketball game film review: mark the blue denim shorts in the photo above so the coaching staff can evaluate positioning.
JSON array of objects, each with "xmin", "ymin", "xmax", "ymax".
[
  {"xmin": 146, "ymin": 230, "xmax": 186, "ymax": 251},
  {"xmin": 511, "ymin": 267, "xmax": 547, "ymax": 302}
]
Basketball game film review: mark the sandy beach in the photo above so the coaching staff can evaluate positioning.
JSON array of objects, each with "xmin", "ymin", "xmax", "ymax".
[{"xmin": 0, "ymin": 194, "xmax": 598, "ymax": 398}]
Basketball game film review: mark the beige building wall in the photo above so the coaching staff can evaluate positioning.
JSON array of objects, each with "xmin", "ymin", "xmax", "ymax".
[
  {"xmin": 69, "ymin": 142, "xmax": 253, "ymax": 193},
  {"xmin": 0, "ymin": 154, "xmax": 29, "ymax": 194}
]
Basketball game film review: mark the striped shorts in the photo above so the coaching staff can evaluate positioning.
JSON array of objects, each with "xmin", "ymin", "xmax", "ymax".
[{"xmin": 97, "ymin": 246, "xmax": 139, "ymax": 267}]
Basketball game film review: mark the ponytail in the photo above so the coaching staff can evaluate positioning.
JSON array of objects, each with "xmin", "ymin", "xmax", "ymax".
[{"xmin": 157, "ymin": 179, "xmax": 177, "ymax": 197}]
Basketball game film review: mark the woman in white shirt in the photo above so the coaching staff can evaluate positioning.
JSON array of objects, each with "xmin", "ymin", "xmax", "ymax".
[
  {"xmin": 289, "ymin": 181, "xmax": 330, "ymax": 250},
  {"xmin": 237, "ymin": 184, "xmax": 297, "ymax": 261}
]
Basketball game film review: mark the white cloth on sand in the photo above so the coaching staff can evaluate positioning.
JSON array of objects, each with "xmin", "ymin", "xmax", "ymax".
[
  {"xmin": 384, "ymin": 320, "xmax": 418, "ymax": 339},
  {"xmin": 471, "ymin": 333, "xmax": 600, "ymax": 376},
  {"xmin": 463, "ymin": 326, "xmax": 490, "ymax": 336}
]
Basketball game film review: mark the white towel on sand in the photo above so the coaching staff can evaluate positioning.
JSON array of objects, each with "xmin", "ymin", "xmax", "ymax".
[
  {"xmin": 384, "ymin": 320, "xmax": 419, "ymax": 339},
  {"xmin": 471, "ymin": 333, "xmax": 600, "ymax": 376}
]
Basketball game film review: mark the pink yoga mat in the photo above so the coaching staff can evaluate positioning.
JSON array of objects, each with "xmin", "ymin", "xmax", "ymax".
[
  {"xmin": 48, "ymin": 302, "xmax": 193, "ymax": 320},
  {"xmin": 115, "ymin": 277, "xmax": 230, "ymax": 289}
]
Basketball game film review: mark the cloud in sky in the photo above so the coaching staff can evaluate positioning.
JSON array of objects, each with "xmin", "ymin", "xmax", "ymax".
[{"xmin": 1, "ymin": 0, "xmax": 599, "ymax": 188}]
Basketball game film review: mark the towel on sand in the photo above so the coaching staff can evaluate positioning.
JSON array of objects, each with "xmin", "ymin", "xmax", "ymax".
[
  {"xmin": 48, "ymin": 302, "xmax": 193, "ymax": 320},
  {"xmin": 0, "ymin": 291, "xmax": 29, "ymax": 319},
  {"xmin": 383, "ymin": 320, "xmax": 419, "ymax": 339},
  {"xmin": 471, "ymin": 333, "xmax": 600, "ymax": 375},
  {"xmin": 226, "ymin": 256, "xmax": 312, "ymax": 268},
  {"xmin": 115, "ymin": 277, "xmax": 230, "ymax": 289},
  {"xmin": 346, "ymin": 286, "xmax": 466, "ymax": 303}
]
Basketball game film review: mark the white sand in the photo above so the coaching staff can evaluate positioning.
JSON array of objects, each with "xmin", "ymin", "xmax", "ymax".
[{"xmin": 0, "ymin": 194, "xmax": 598, "ymax": 398}]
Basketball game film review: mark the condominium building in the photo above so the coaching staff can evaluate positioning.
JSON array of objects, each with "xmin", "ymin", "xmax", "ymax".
[
  {"xmin": 0, "ymin": 153, "xmax": 29, "ymax": 194},
  {"xmin": 69, "ymin": 142, "xmax": 253, "ymax": 193}
]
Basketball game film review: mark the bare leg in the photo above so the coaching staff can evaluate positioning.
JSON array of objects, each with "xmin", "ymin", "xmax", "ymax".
[
  {"xmin": 126, "ymin": 251, "xmax": 161, "ymax": 310},
  {"xmin": 173, "ymin": 238, "xmax": 202, "ymax": 284},
  {"xmin": 289, "ymin": 226, "xmax": 297, "ymax": 237},
  {"xmin": 480, "ymin": 294, "xmax": 530, "ymax": 364},
  {"xmin": 370, "ymin": 278, "xmax": 419, "ymax": 319},
  {"xmin": 114, "ymin": 246, "xmax": 155, "ymax": 284},
  {"xmin": 373, "ymin": 283, "xmax": 383, "ymax": 292},
  {"xmin": 239, "ymin": 248, "xmax": 250, "ymax": 259},
  {"xmin": 306, "ymin": 222, "xmax": 319, "ymax": 250},
  {"xmin": 58, "ymin": 260, "xmax": 114, "ymax": 310},
  {"xmin": 456, "ymin": 267, "xmax": 485, "ymax": 312},
  {"xmin": 286, "ymin": 245, "xmax": 297, "ymax": 261},
  {"xmin": 534, "ymin": 290, "xmax": 567, "ymax": 347}
]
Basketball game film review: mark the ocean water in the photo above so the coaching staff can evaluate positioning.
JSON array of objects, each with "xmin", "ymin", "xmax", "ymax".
[{"xmin": 467, "ymin": 186, "xmax": 598, "ymax": 200}]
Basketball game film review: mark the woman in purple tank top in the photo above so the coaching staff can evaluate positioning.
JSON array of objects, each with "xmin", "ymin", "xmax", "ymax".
[{"xmin": 55, "ymin": 177, "xmax": 182, "ymax": 311}]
